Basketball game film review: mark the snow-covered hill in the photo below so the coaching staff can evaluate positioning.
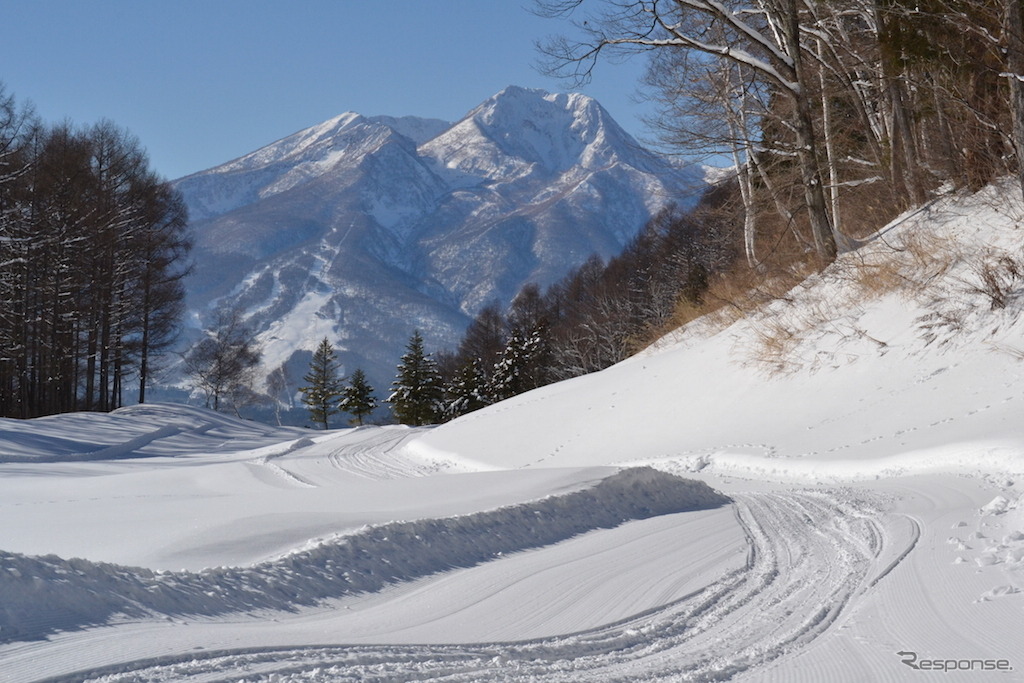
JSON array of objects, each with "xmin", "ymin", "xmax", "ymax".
[
  {"xmin": 172, "ymin": 87, "xmax": 702, "ymax": 408},
  {"xmin": 2, "ymin": 181, "xmax": 1023, "ymax": 681}
]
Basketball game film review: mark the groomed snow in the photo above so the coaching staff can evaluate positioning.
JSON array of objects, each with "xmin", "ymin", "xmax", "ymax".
[{"xmin": 2, "ymin": 181, "xmax": 1024, "ymax": 681}]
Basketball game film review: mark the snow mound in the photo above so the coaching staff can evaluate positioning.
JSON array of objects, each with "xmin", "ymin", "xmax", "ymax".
[
  {"xmin": 0, "ymin": 467, "xmax": 727, "ymax": 643},
  {"xmin": 0, "ymin": 403, "xmax": 306, "ymax": 463}
]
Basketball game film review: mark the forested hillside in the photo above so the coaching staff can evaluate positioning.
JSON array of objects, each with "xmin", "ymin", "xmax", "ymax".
[{"xmin": 7, "ymin": 1, "xmax": 1024, "ymax": 426}]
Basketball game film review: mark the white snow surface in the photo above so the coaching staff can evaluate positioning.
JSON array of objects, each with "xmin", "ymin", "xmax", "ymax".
[{"xmin": 4, "ymin": 181, "xmax": 1024, "ymax": 680}]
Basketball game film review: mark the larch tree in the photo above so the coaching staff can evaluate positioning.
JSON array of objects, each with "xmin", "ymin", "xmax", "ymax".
[{"xmin": 0, "ymin": 92, "xmax": 191, "ymax": 418}]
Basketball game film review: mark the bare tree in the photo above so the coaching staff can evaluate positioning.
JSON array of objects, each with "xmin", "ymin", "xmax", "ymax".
[
  {"xmin": 184, "ymin": 308, "xmax": 262, "ymax": 414},
  {"xmin": 538, "ymin": 0, "xmax": 838, "ymax": 262},
  {"xmin": 131, "ymin": 183, "xmax": 191, "ymax": 403}
]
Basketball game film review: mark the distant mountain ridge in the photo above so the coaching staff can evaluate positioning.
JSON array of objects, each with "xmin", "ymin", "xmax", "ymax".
[{"xmin": 172, "ymin": 86, "xmax": 703, "ymax": 417}]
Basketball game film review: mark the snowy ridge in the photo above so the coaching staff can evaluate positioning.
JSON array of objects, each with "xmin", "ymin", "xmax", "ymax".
[
  {"xmin": 416, "ymin": 180, "xmax": 1024, "ymax": 482},
  {"xmin": 0, "ymin": 403, "xmax": 306, "ymax": 464},
  {"xmin": 0, "ymin": 467, "xmax": 725, "ymax": 644}
]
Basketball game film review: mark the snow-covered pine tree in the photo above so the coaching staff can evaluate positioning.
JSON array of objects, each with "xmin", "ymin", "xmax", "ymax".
[
  {"xmin": 340, "ymin": 368, "xmax": 378, "ymax": 426},
  {"xmin": 487, "ymin": 332, "xmax": 527, "ymax": 404},
  {"xmin": 443, "ymin": 357, "xmax": 490, "ymax": 420},
  {"xmin": 388, "ymin": 330, "xmax": 443, "ymax": 426},
  {"xmin": 487, "ymin": 323, "xmax": 552, "ymax": 403},
  {"xmin": 298, "ymin": 337, "xmax": 344, "ymax": 429}
]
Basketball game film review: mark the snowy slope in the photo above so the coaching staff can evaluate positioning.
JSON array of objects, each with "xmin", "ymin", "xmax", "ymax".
[
  {"xmin": 172, "ymin": 87, "xmax": 702, "ymax": 412},
  {"xmin": 2, "ymin": 181, "xmax": 1024, "ymax": 681},
  {"xmin": 415, "ymin": 182, "xmax": 1024, "ymax": 478}
]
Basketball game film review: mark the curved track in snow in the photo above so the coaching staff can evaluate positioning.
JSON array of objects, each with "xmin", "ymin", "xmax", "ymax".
[
  {"xmin": 322, "ymin": 427, "xmax": 439, "ymax": 480},
  {"xmin": 54, "ymin": 489, "xmax": 912, "ymax": 682}
]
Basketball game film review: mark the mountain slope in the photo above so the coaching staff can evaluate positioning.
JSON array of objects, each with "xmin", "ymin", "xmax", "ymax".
[
  {"xmin": 413, "ymin": 180, "xmax": 1024, "ymax": 475},
  {"xmin": 172, "ymin": 87, "xmax": 702, "ymax": 414}
]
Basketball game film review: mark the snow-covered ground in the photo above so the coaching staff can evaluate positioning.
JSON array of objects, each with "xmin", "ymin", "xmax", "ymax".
[{"xmin": 3, "ymin": 181, "xmax": 1024, "ymax": 681}]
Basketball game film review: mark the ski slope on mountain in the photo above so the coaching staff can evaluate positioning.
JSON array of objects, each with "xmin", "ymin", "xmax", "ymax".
[{"xmin": 2, "ymin": 182, "xmax": 1024, "ymax": 681}]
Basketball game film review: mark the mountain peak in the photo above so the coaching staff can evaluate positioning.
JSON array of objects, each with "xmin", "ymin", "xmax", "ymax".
[{"xmin": 421, "ymin": 86, "xmax": 631, "ymax": 179}]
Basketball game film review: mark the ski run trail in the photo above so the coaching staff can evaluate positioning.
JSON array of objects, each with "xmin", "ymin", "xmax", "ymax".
[{"xmin": 3, "ymin": 180, "xmax": 1024, "ymax": 681}]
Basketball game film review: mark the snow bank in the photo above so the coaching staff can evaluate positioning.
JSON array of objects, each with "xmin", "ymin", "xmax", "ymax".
[
  {"xmin": 0, "ymin": 467, "xmax": 727, "ymax": 643},
  {"xmin": 0, "ymin": 403, "xmax": 307, "ymax": 463}
]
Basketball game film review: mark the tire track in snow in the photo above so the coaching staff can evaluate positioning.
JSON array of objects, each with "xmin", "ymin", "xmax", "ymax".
[
  {"xmin": 52, "ymin": 490, "xmax": 913, "ymax": 682},
  {"xmin": 324, "ymin": 428, "xmax": 437, "ymax": 480}
]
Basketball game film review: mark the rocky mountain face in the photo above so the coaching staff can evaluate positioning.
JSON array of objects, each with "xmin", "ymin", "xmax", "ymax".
[{"xmin": 172, "ymin": 86, "xmax": 703, "ymax": 419}]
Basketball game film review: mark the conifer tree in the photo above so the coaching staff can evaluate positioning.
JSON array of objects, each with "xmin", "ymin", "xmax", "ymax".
[
  {"xmin": 340, "ymin": 368, "xmax": 378, "ymax": 426},
  {"xmin": 298, "ymin": 337, "xmax": 344, "ymax": 430},
  {"xmin": 443, "ymin": 357, "xmax": 489, "ymax": 420},
  {"xmin": 488, "ymin": 332, "xmax": 527, "ymax": 404},
  {"xmin": 388, "ymin": 330, "xmax": 443, "ymax": 426},
  {"xmin": 487, "ymin": 323, "xmax": 552, "ymax": 402}
]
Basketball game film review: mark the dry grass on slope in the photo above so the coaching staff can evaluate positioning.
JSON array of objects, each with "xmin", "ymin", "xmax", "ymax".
[{"xmin": 644, "ymin": 181, "xmax": 1024, "ymax": 375}]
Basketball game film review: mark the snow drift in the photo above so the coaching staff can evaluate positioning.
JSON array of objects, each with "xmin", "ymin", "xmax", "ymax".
[{"xmin": 0, "ymin": 467, "xmax": 726, "ymax": 643}]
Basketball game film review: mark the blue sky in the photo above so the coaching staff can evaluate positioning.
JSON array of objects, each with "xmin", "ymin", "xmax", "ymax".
[{"xmin": 3, "ymin": 1, "xmax": 654, "ymax": 180}]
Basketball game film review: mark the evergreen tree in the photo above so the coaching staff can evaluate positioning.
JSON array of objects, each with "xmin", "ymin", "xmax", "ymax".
[
  {"xmin": 487, "ymin": 323, "xmax": 552, "ymax": 402},
  {"xmin": 388, "ymin": 330, "xmax": 443, "ymax": 426},
  {"xmin": 443, "ymin": 357, "xmax": 490, "ymax": 420},
  {"xmin": 340, "ymin": 368, "xmax": 378, "ymax": 426},
  {"xmin": 488, "ymin": 332, "xmax": 528, "ymax": 403},
  {"xmin": 298, "ymin": 337, "xmax": 344, "ymax": 429}
]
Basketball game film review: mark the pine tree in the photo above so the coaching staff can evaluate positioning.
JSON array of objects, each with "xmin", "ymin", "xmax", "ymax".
[
  {"xmin": 443, "ymin": 357, "xmax": 489, "ymax": 420},
  {"xmin": 298, "ymin": 337, "xmax": 344, "ymax": 430},
  {"xmin": 487, "ymin": 323, "xmax": 551, "ymax": 402},
  {"xmin": 388, "ymin": 330, "xmax": 443, "ymax": 426},
  {"xmin": 340, "ymin": 368, "xmax": 378, "ymax": 426},
  {"xmin": 488, "ymin": 332, "xmax": 527, "ymax": 403}
]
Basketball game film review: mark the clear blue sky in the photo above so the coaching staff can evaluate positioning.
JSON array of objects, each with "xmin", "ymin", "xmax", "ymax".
[{"xmin": 3, "ymin": 1, "xmax": 655, "ymax": 181}]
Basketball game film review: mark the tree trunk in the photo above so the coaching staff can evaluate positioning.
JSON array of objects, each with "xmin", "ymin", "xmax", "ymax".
[
  {"xmin": 786, "ymin": 0, "xmax": 837, "ymax": 262},
  {"xmin": 1006, "ymin": 0, "xmax": 1024, "ymax": 200}
]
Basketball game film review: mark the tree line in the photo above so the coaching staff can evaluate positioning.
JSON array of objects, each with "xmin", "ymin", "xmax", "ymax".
[
  {"xmin": 288, "ymin": 187, "xmax": 737, "ymax": 428},
  {"xmin": 0, "ymin": 85, "xmax": 191, "ymax": 418},
  {"xmin": 435, "ymin": 186, "xmax": 736, "ymax": 413}
]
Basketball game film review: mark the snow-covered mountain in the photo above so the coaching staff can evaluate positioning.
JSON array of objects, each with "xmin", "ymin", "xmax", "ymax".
[{"xmin": 172, "ymin": 87, "xmax": 702, "ymax": 411}]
